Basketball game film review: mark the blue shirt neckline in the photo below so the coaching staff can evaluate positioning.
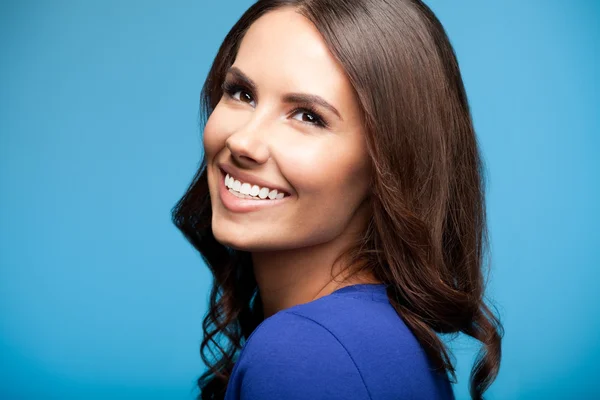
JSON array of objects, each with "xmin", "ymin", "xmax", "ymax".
[
  {"xmin": 330, "ymin": 283, "xmax": 389, "ymax": 302},
  {"xmin": 331, "ymin": 283, "xmax": 386, "ymax": 294}
]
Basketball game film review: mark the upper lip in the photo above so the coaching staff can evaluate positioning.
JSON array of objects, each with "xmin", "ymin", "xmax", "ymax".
[{"xmin": 218, "ymin": 163, "xmax": 291, "ymax": 195}]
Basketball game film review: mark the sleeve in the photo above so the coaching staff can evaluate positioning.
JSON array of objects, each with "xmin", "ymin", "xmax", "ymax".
[{"xmin": 232, "ymin": 311, "xmax": 371, "ymax": 400}]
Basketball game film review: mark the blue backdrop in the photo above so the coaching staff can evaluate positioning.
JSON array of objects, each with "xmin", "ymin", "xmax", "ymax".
[{"xmin": 1, "ymin": 1, "xmax": 598, "ymax": 398}]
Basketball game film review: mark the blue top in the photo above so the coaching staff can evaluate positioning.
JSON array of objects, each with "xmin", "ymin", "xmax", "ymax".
[{"xmin": 224, "ymin": 283, "xmax": 455, "ymax": 400}]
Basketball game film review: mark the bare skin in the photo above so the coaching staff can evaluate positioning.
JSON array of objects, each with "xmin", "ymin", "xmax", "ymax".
[{"xmin": 203, "ymin": 7, "xmax": 381, "ymax": 318}]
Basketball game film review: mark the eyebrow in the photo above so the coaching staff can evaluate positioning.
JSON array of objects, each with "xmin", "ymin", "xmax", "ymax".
[{"xmin": 226, "ymin": 66, "xmax": 342, "ymax": 120}]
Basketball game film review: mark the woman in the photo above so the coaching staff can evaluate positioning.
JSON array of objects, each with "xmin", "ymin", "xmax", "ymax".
[{"xmin": 172, "ymin": 0, "xmax": 503, "ymax": 399}]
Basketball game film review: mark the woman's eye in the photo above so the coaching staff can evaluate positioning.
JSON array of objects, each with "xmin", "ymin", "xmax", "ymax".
[
  {"xmin": 232, "ymin": 90, "xmax": 255, "ymax": 106},
  {"xmin": 291, "ymin": 109, "xmax": 326, "ymax": 128}
]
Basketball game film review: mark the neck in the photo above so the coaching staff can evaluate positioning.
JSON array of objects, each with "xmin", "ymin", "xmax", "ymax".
[{"xmin": 252, "ymin": 227, "xmax": 379, "ymax": 319}]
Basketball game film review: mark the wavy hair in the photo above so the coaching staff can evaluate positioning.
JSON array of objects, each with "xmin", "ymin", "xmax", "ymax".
[{"xmin": 172, "ymin": 0, "xmax": 504, "ymax": 399}]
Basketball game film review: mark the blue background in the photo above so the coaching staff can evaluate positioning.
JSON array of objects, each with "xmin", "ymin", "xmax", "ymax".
[{"xmin": 1, "ymin": 0, "xmax": 598, "ymax": 398}]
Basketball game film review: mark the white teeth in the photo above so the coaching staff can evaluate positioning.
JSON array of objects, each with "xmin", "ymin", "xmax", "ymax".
[
  {"xmin": 230, "ymin": 190, "xmax": 252, "ymax": 199},
  {"xmin": 240, "ymin": 183, "xmax": 251, "ymax": 195},
  {"xmin": 258, "ymin": 187, "xmax": 269, "ymax": 199},
  {"xmin": 224, "ymin": 172, "xmax": 287, "ymax": 200}
]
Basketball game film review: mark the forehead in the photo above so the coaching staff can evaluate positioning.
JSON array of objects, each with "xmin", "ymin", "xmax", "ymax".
[{"xmin": 233, "ymin": 7, "xmax": 354, "ymax": 106}]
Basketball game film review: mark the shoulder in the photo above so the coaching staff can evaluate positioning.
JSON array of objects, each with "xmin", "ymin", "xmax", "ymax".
[
  {"xmin": 226, "ymin": 295, "xmax": 455, "ymax": 400},
  {"xmin": 230, "ymin": 310, "xmax": 372, "ymax": 400}
]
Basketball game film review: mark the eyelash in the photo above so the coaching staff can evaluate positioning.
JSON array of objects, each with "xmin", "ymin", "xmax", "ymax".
[{"xmin": 220, "ymin": 79, "xmax": 329, "ymax": 129}]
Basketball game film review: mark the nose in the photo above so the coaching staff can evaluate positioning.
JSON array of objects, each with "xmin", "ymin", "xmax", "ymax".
[{"xmin": 225, "ymin": 114, "xmax": 270, "ymax": 167}]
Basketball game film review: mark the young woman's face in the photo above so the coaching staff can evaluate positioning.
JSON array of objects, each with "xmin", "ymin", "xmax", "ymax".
[{"xmin": 204, "ymin": 7, "xmax": 371, "ymax": 251}]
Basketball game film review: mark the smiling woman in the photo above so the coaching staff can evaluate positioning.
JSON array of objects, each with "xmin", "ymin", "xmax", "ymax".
[{"xmin": 172, "ymin": 1, "xmax": 503, "ymax": 400}]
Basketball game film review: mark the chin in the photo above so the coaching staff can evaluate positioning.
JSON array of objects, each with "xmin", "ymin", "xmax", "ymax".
[
  {"xmin": 211, "ymin": 222, "xmax": 265, "ymax": 251},
  {"xmin": 211, "ymin": 223, "xmax": 305, "ymax": 252},
  {"xmin": 213, "ymin": 237, "xmax": 277, "ymax": 252}
]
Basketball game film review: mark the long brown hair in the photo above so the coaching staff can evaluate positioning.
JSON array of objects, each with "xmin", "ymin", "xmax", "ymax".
[{"xmin": 172, "ymin": 0, "xmax": 504, "ymax": 399}]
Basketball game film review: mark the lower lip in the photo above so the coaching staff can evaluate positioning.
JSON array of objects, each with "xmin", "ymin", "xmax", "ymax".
[{"xmin": 218, "ymin": 170, "xmax": 291, "ymax": 213}]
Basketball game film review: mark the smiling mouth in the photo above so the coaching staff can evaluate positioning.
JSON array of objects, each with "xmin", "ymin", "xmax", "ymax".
[{"xmin": 222, "ymin": 170, "xmax": 290, "ymax": 200}]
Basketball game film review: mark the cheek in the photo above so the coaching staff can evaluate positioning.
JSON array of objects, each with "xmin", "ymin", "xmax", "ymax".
[
  {"xmin": 202, "ymin": 102, "xmax": 236, "ymax": 161},
  {"xmin": 280, "ymin": 136, "xmax": 370, "ymax": 208},
  {"xmin": 276, "ymin": 138, "xmax": 370, "ymax": 244}
]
